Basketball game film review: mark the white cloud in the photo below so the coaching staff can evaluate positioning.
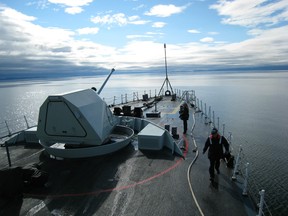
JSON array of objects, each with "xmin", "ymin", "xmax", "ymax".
[
  {"xmin": 200, "ymin": 37, "xmax": 214, "ymax": 43},
  {"xmin": 145, "ymin": 4, "xmax": 188, "ymax": 17},
  {"xmin": 48, "ymin": 0, "xmax": 93, "ymax": 14},
  {"xmin": 247, "ymin": 29, "xmax": 264, "ymax": 36},
  {"xmin": 48, "ymin": 0, "xmax": 93, "ymax": 7},
  {"xmin": 129, "ymin": 16, "xmax": 150, "ymax": 25},
  {"xmin": 126, "ymin": 35, "xmax": 152, "ymax": 39},
  {"xmin": 133, "ymin": 4, "xmax": 145, "ymax": 11},
  {"xmin": 188, "ymin": 29, "xmax": 200, "ymax": 34},
  {"xmin": 152, "ymin": 22, "xmax": 166, "ymax": 28},
  {"xmin": 1, "ymin": 6, "xmax": 288, "ymax": 74},
  {"xmin": 76, "ymin": 27, "xmax": 99, "ymax": 35},
  {"xmin": 65, "ymin": 6, "xmax": 83, "ymax": 14},
  {"xmin": 210, "ymin": 0, "xmax": 288, "ymax": 27},
  {"xmin": 91, "ymin": 13, "xmax": 149, "ymax": 26},
  {"xmin": 26, "ymin": 1, "xmax": 49, "ymax": 9},
  {"xmin": 91, "ymin": 13, "xmax": 128, "ymax": 26},
  {"xmin": 146, "ymin": 32, "xmax": 164, "ymax": 35},
  {"xmin": 208, "ymin": 32, "xmax": 219, "ymax": 35},
  {"xmin": 0, "ymin": 6, "xmax": 36, "ymax": 22}
]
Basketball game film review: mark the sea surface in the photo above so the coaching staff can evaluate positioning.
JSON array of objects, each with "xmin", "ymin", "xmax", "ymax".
[{"xmin": 0, "ymin": 71, "xmax": 287, "ymax": 215}]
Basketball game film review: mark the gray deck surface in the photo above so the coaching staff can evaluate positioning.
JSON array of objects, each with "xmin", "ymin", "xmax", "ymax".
[{"xmin": 0, "ymin": 95, "xmax": 257, "ymax": 216}]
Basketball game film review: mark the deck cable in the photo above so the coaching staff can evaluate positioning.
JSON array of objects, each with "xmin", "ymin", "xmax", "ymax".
[{"xmin": 187, "ymin": 111, "xmax": 205, "ymax": 216}]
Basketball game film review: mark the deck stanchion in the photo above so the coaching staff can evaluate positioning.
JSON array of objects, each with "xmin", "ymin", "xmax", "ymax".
[
  {"xmin": 222, "ymin": 124, "xmax": 225, "ymax": 136},
  {"xmin": 217, "ymin": 117, "xmax": 220, "ymax": 129},
  {"xmin": 257, "ymin": 190, "xmax": 265, "ymax": 216},
  {"xmin": 113, "ymin": 96, "xmax": 116, "ymax": 105},
  {"xmin": 125, "ymin": 94, "xmax": 128, "ymax": 103},
  {"xmin": 186, "ymin": 91, "xmax": 189, "ymax": 102},
  {"xmin": 232, "ymin": 146, "xmax": 242, "ymax": 180},
  {"xmin": 200, "ymin": 101, "xmax": 203, "ymax": 113},
  {"xmin": 204, "ymin": 103, "xmax": 208, "ymax": 124},
  {"xmin": 5, "ymin": 144, "xmax": 12, "ymax": 167},
  {"xmin": 212, "ymin": 111, "xmax": 215, "ymax": 126},
  {"xmin": 242, "ymin": 162, "xmax": 249, "ymax": 196},
  {"xmin": 24, "ymin": 115, "xmax": 30, "ymax": 129},
  {"xmin": 208, "ymin": 106, "xmax": 211, "ymax": 123},
  {"xmin": 5, "ymin": 121, "xmax": 11, "ymax": 136},
  {"xmin": 228, "ymin": 132, "xmax": 232, "ymax": 144}
]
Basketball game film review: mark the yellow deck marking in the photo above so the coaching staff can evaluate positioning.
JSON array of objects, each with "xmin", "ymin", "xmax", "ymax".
[{"xmin": 171, "ymin": 104, "xmax": 181, "ymax": 114}]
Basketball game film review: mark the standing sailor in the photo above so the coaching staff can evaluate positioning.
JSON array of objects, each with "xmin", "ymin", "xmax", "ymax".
[
  {"xmin": 203, "ymin": 128, "xmax": 229, "ymax": 182},
  {"xmin": 179, "ymin": 102, "xmax": 189, "ymax": 134}
]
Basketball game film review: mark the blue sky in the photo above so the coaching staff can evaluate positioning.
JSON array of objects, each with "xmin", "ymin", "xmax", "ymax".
[{"xmin": 0, "ymin": 0, "xmax": 288, "ymax": 78}]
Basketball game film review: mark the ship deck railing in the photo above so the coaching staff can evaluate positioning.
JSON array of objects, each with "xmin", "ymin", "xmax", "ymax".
[{"xmin": 0, "ymin": 115, "xmax": 36, "ymax": 144}]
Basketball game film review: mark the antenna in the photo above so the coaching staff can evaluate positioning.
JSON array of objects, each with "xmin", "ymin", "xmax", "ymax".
[{"xmin": 158, "ymin": 43, "xmax": 174, "ymax": 96}]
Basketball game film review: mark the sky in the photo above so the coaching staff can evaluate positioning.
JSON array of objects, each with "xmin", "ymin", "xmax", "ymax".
[{"xmin": 0, "ymin": 0, "xmax": 288, "ymax": 79}]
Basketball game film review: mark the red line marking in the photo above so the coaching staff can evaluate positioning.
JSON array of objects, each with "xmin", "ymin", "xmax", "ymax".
[{"xmin": 25, "ymin": 136, "xmax": 189, "ymax": 199}]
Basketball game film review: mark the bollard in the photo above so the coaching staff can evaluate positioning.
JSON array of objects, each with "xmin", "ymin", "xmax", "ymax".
[
  {"xmin": 165, "ymin": 124, "xmax": 170, "ymax": 132},
  {"xmin": 232, "ymin": 146, "xmax": 242, "ymax": 180},
  {"xmin": 171, "ymin": 127, "xmax": 177, "ymax": 136},
  {"xmin": 257, "ymin": 190, "xmax": 265, "ymax": 216},
  {"xmin": 242, "ymin": 163, "xmax": 249, "ymax": 196}
]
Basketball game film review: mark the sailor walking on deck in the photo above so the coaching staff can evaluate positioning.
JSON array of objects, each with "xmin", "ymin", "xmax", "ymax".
[
  {"xmin": 203, "ymin": 128, "xmax": 229, "ymax": 182},
  {"xmin": 179, "ymin": 102, "xmax": 189, "ymax": 134}
]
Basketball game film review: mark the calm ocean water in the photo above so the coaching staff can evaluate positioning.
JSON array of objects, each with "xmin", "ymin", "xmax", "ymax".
[{"xmin": 1, "ymin": 71, "xmax": 287, "ymax": 215}]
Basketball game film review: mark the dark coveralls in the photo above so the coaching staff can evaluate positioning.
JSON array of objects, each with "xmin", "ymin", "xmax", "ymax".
[
  {"xmin": 203, "ymin": 134, "xmax": 229, "ymax": 179},
  {"xmin": 179, "ymin": 103, "xmax": 189, "ymax": 134}
]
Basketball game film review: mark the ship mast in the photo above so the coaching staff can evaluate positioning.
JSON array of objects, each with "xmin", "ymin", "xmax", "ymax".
[{"xmin": 158, "ymin": 43, "xmax": 174, "ymax": 96}]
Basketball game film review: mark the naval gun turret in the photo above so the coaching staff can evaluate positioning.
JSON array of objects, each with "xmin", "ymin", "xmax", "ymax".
[
  {"xmin": 36, "ymin": 88, "xmax": 134, "ymax": 158},
  {"xmin": 37, "ymin": 88, "xmax": 116, "ymax": 147},
  {"xmin": 36, "ymin": 68, "xmax": 135, "ymax": 158}
]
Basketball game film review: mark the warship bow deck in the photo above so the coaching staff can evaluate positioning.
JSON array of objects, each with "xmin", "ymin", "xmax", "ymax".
[{"xmin": 0, "ymin": 95, "xmax": 256, "ymax": 216}]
